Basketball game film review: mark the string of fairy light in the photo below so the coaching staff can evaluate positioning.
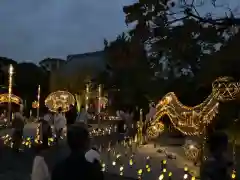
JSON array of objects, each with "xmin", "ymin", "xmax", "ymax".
[
  {"xmin": 44, "ymin": 90, "xmax": 75, "ymax": 112},
  {"xmin": 147, "ymin": 76, "xmax": 239, "ymax": 179},
  {"xmin": 0, "ymin": 69, "xmax": 239, "ymax": 179}
]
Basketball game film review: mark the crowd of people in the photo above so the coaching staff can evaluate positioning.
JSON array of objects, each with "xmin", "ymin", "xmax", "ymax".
[
  {"xmin": 32, "ymin": 124, "xmax": 103, "ymax": 180},
  {"xmin": 14, "ymin": 104, "xmax": 103, "ymax": 180},
  {"xmin": 1, "ymin": 102, "xmax": 235, "ymax": 180}
]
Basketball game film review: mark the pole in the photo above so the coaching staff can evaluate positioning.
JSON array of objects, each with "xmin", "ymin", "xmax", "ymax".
[
  {"xmin": 36, "ymin": 85, "xmax": 40, "ymax": 121},
  {"xmin": 138, "ymin": 109, "xmax": 143, "ymax": 145},
  {"xmin": 85, "ymin": 83, "xmax": 89, "ymax": 110},
  {"xmin": 200, "ymin": 119, "xmax": 207, "ymax": 164},
  {"xmin": 98, "ymin": 84, "xmax": 101, "ymax": 128},
  {"xmin": 8, "ymin": 64, "xmax": 13, "ymax": 125}
]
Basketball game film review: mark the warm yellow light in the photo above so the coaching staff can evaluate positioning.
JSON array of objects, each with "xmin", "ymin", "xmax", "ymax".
[
  {"xmin": 45, "ymin": 90, "xmax": 75, "ymax": 112},
  {"xmin": 9, "ymin": 64, "xmax": 13, "ymax": 75},
  {"xmin": 119, "ymin": 166, "xmax": 124, "ymax": 171},
  {"xmin": 159, "ymin": 174, "xmax": 164, "ymax": 180},
  {"xmin": 232, "ymin": 171, "xmax": 236, "ymax": 179},
  {"xmin": 147, "ymin": 76, "xmax": 240, "ymax": 138},
  {"xmin": 0, "ymin": 94, "xmax": 21, "ymax": 104},
  {"xmin": 137, "ymin": 169, "xmax": 142, "ymax": 175}
]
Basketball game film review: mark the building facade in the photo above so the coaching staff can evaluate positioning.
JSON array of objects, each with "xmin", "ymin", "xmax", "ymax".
[
  {"xmin": 39, "ymin": 58, "xmax": 66, "ymax": 72},
  {"xmin": 50, "ymin": 51, "xmax": 105, "ymax": 92}
]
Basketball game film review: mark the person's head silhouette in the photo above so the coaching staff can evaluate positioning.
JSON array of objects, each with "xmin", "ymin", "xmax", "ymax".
[
  {"xmin": 67, "ymin": 124, "xmax": 90, "ymax": 152},
  {"xmin": 208, "ymin": 131, "xmax": 228, "ymax": 157},
  {"xmin": 57, "ymin": 107, "xmax": 63, "ymax": 113}
]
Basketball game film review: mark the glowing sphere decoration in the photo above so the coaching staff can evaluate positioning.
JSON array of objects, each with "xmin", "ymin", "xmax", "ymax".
[
  {"xmin": 100, "ymin": 97, "xmax": 108, "ymax": 108},
  {"xmin": 32, "ymin": 101, "xmax": 39, "ymax": 108},
  {"xmin": 45, "ymin": 91, "xmax": 75, "ymax": 112},
  {"xmin": 0, "ymin": 93, "xmax": 21, "ymax": 105},
  {"xmin": 147, "ymin": 121, "xmax": 164, "ymax": 139},
  {"xmin": 94, "ymin": 97, "xmax": 108, "ymax": 108},
  {"xmin": 183, "ymin": 140, "xmax": 200, "ymax": 161}
]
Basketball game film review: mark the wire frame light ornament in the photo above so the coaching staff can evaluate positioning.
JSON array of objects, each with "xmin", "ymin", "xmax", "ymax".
[
  {"xmin": 8, "ymin": 64, "xmax": 13, "ymax": 123},
  {"xmin": 36, "ymin": 85, "xmax": 41, "ymax": 121},
  {"xmin": 98, "ymin": 84, "xmax": 102, "ymax": 127},
  {"xmin": 98, "ymin": 84, "xmax": 102, "ymax": 114},
  {"xmin": 0, "ymin": 94, "xmax": 21, "ymax": 105},
  {"xmin": 183, "ymin": 140, "xmax": 200, "ymax": 162},
  {"xmin": 147, "ymin": 76, "xmax": 240, "ymax": 139},
  {"xmin": 85, "ymin": 84, "xmax": 89, "ymax": 110},
  {"xmin": 45, "ymin": 90, "xmax": 75, "ymax": 112}
]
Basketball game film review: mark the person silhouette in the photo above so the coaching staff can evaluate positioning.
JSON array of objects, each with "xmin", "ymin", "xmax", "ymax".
[{"xmin": 200, "ymin": 131, "xmax": 232, "ymax": 180}]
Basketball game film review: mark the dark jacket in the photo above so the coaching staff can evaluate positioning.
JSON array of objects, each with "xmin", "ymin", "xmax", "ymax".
[
  {"xmin": 12, "ymin": 113, "xmax": 24, "ymax": 130},
  {"xmin": 65, "ymin": 109, "xmax": 77, "ymax": 125},
  {"xmin": 51, "ymin": 152, "xmax": 104, "ymax": 180},
  {"xmin": 200, "ymin": 156, "xmax": 232, "ymax": 180}
]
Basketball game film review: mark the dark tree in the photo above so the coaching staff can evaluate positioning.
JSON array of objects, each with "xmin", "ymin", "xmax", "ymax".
[{"xmin": 14, "ymin": 62, "xmax": 50, "ymax": 114}]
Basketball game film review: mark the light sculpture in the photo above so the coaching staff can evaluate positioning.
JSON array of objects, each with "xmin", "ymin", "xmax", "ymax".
[
  {"xmin": 45, "ymin": 90, "xmax": 75, "ymax": 112},
  {"xmin": 36, "ymin": 85, "xmax": 40, "ymax": 120},
  {"xmin": 147, "ymin": 76, "xmax": 240, "ymax": 139},
  {"xmin": 0, "ymin": 94, "xmax": 21, "ymax": 105},
  {"xmin": 8, "ymin": 65, "xmax": 13, "ymax": 123},
  {"xmin": 85, "ymin": 84, "xmax": 89, "ymax": 110},
  {"xmin": 98, "ymin": 84, "xmax": 101, "ymax": 127},
  {"xmin": 98, "ymin": 84, "xmax": 101, "ymax": 114},
  {"xmin": 183, "ymin": 140, "xmax": 200, "ymax": 161}
]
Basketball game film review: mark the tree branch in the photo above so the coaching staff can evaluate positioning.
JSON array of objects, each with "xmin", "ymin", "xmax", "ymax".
[{"xmin": 186, "ymin": 10, "xmax": 240, "ymax": 26}]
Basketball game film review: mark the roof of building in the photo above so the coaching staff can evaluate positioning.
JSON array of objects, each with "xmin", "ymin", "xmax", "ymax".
[
  {"xmin": 39, "ymin": 58, "xmax": 66, "ymax": 65},
  {"xmin": 67, "ymin": 50, "xmax": 105, "ymax": 62}
]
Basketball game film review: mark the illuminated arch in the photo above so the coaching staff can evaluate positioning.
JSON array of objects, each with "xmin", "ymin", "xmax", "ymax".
[
  {"xmin": 0, "ymin": 94, "xmax": 22, "ymax": 105},
  {"xmin": 45, "ymin": 90, "xmax": 75, "ymax": 112}
]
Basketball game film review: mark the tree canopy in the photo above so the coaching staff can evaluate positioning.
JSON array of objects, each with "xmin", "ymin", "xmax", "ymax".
[{"xmin": 100, "ymin": 0, "xmax": 240, "ymax": 111}]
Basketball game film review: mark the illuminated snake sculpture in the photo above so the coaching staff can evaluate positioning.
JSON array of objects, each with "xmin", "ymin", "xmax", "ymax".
[{"xmin": 147, "ymin": 77, "xmax": 240, "ymax": 139}]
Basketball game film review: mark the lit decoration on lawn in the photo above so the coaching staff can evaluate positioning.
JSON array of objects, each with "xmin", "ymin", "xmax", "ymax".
[
  {"xmin": 85, "ymin": 83, "xmax": 90, "ymax": 110},
  {"xmin": 183, "ymin": 140, "xmax": 200, "ymax": 162},
  {"xmin": 147, "ymin": 76, "xmax": 240, "ymax": 138},
  {"xmin": 45, "ymin": 90, "xmax": 75, "ymax": 112},
  {"xmin": 0, "ymin": 93, "xmax": 21, "ymax": 105},
  {"xmin": 32, "ymin": 101, "xmax": 39, "ymax": 108},
  {"xmin": 2, "ymin": 124, "xmax": 236, "ymax": 179},
  {"xmin": 146, "ymin": 121, "xmax": 164, "ymax": 139}
]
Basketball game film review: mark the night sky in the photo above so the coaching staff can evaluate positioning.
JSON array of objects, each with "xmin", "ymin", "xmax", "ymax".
[{"xmin": 0, "ymin": 0, "xmax": 238, "ymax": 63}]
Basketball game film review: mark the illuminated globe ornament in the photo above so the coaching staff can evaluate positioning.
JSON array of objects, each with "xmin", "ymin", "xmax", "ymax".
[
  {"xmin": 32, "ymin": 101, "xmax": 39, "ymax": 108},
  {"xmin": 95, "ymin": 97, "xmax": 108, "ymax": 109},
  {"xmin": 183, "ymin": 140, "xmax": 200, "ymax": 162},
  {"xmin": 147, "ymin": 121, "xmax": 164, "ymax": 139},
  {"xmin": 0, "ymin": 93, "xmax": 21, "ymax": 105},
  {"xmin": 45, "ymin": 90, "xmax": 75, "ymax": 112},
  {"xmin": 212, "ymin": 76, "xmax": 239, "ymax": 101}
]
